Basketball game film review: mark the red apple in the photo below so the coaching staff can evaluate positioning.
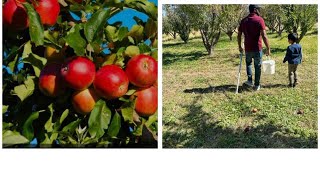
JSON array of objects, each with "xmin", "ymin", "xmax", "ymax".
[
  {"xmin": 3, "ymin": 0, "xmax": 29, "ymax": 30},
  {"xmin": 61, "ymin": 56, "xmax": 96, "ymax": 90},
  {"xmin": 134, "ymin": 86, "xmax": 158, "ymax": 117},
  {"xmin": 72, "ymin": 88, "xmax": 99, "ymax": 115},
  {"xmin": 39, "ymin": 63, "xmax": 65, "ymax": 97},
  {"xmin": 125, "ymin": 54, "xmax": 157, "ymax": 88},
  {"xmin": 93, "ymin": 65, "xmax": 129, "ymax": 100},
  {"xmin": 33, "ymin": 0, "xmax": 60, "ymax": 26}
]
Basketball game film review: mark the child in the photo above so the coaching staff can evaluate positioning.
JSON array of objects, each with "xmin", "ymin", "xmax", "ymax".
[{"xmin": 283, "ymin": 33, "xmax": 302, "ymax": 87}]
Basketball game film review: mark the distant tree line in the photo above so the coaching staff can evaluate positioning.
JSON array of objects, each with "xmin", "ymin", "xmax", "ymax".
[{"xmin": 163, "ymin": 4, "xmax": 318, "ymax": 56}]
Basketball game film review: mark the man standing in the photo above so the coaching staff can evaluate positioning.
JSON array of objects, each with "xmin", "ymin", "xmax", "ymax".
[{"xmin": 238, "ymin": 4, "xmax": 270, "ymax": 91}]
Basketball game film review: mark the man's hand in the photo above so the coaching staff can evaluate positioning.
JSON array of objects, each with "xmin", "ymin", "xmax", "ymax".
[
  {"xmin": 283, "ymin": 59, "xmax": 286, "ymax": 63},
  {"xmin": 239, "ymin": 47, "xmax": 244, "ymax": 54},
  {"xmin": 265, "ymin": 48, "xmax": 271, "ymax": 56}
]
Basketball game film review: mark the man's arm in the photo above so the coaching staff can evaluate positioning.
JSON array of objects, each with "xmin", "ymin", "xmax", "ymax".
[
  {"xmin": 261, "ymin": 29, "xmax": 270, "ymax": 56},
  {"xmin": 238, "ymin": 27, "xmax": 243, "ymax": 53}
]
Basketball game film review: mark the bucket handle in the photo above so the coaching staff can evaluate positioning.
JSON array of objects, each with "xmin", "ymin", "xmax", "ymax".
[{"xmin": 265, "ymin": 55, "xmax": 271, "ymax": 61}]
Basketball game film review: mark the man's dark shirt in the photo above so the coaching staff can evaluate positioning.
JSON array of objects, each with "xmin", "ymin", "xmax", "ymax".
[{"xmin": 239, "ymin": 13, "xmax": 266, "ymax": 52}]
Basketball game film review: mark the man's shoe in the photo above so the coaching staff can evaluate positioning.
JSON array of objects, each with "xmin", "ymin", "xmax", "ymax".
[
  {"xmin": 254, "ymin": 85, "xmax": 261, "ymax": 91},
  {"xmin": 244, "ymin": 81, "xmax": 253, "ymax": 87}
]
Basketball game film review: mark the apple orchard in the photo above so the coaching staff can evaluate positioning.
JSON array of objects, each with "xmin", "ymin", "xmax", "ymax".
[{"xmin": 2, "ymin": 0, "xmax": 158, "ymax": 147}]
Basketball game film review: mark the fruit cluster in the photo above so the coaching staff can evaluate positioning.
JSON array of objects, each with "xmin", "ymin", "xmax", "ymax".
[
  {"xmin": 3, "ymin": 0, "xmax": 60, "ymax": 30},
  {"xmin": 39, "ymin": 54, "xmax": 158, "ymax": 117},
  {"xmin": 3, "ymin": 0, "xmax": 158, "ymax": 147}
]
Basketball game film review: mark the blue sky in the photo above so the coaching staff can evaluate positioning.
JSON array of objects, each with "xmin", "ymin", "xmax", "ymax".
[
  {"xmin": 70, "ymin": 0, "xmax": 157, "ymax": 29},
  {"xmin": 109, "ymin": 0, "xmax": 157, "ymax": 29}
]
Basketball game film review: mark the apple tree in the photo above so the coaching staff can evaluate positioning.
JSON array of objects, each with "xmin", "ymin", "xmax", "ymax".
[{"xmin": 2, "ymin": 0, "xmax": 158, "ymax": 148}]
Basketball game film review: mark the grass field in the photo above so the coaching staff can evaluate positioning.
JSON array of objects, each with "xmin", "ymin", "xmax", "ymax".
[{"xmin": 162, "ymin": 29, "xmax": 318, "ymax": 148}]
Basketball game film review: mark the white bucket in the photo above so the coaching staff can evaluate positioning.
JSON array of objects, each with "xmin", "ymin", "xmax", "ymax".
[{"xmin": 262, "ymin": 59, "xmax": 275, "ymax": 75}]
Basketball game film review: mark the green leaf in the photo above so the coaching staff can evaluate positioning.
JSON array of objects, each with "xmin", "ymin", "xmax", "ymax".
[
  {"xmin": 53, "ymin": 109, "xmax": 69, "ymax": 131},
  {"xmin": 23, "ymin": 53, "xmax": 47, "ymax": 77},
  {"xmin": 107, "ymin": 111, "xmax": 121, "ymax": 137},
  {"xmin": 124, "ymin": 0, "xmax": 157, "ymax": 20},
  {"xmin": 13, "ymin": 76, "xmax": 36, "ymax": 101},
  {"xmin": 88, "ymin": 100, "xmax": 112, "ymax": 138},
  {"xmin": 145, "ymin": 110, "xmax": 157, "ymax": 127},
  {"xmin": 138, "ymin": 43, "xmax": 151, "ymax": 54},
  {"xmin": 145, "ymin": 18, "xmax": 157, "ymax": 38},
  {"xmin": 105, "ymin": 25, "xmax": 118, "ymax": 42},
  {"xmin": 60, "ymin": 109, "xmax": 69, "ymax": 124},
  {"xmin": 22, "ymin": 111, "xmax": 40, "ymax": 141},
  {"xmin": 3, "ymin": 130, "xmax": 29, "ymax": 146},
  {"xmin": 22, "ymin": 41, "xmax": 32, "ymax": 59},
  {"xmin": 44, "ymin": 104, "xmax": 54, "ymax": 132},
  {"xmin": 58, "ymin": 0, "xmax": 68, "ymax": 7},
  {"xmin": 115, "ymin": 47, "xmax": 126, "ymax": 67},
  {"xmin": 8, "ymin": 55, "xmax": 19, "ymax": 72},
  {"xmin": 4, "ymin": 46, "xmax": 19, "ymax": 63},
  {"xmin": 44, "ymin": 31, "xmax": 61, "ymax": 48},
  {"xmin": 3, "ymin": 122, "xmax": 13, "ymax": 129},
  {"xmin": 84, "ymin": 9, "xmax": 110, "ymax": 43},
  {"xmin": 66, "ymin": 24, "xmax": 87, "ymax": 56},
  {"xmin": 133, "ymin": 119, "xmax": 146, "ymax": 136},
  {"xmin": 121, "ymin": 100, "xmax": 135, "ymax": 123},
  {"xmin": 3, "ymin": 106, "xmax": 9, "ymax": 114},
  {"xmin": 118, "ymin": 27, "xmax": 129, "ymax": 41},
  {"xmin": 125, "ymin": 89, "xmax": 136, "ymax": 95},
  {"xmin": 128, "ymin": 36, "xmax": 135, "ymax": 44},
  {"xmin": 23, "ymin": 2, "xmax": 44, "ymax": 46},
  {"xmin": 125, "ymin": 45, "xmax": 140, "ymax": 57},
  {"xmin": 40, "ymin": 133, "xmax": 58, "ymax": 146},
  {"xmin": 62, "ymin": 119, "xmax": 82, "ymax": 133},
  {"xmin": 128, "ymin": 25, "xmax": 144, "ymax": 43}
]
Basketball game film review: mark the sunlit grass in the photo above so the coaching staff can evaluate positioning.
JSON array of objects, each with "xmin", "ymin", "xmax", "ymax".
[{"xmin": 162, "ymin": 30, "xmax": 318, "ymax": 148}]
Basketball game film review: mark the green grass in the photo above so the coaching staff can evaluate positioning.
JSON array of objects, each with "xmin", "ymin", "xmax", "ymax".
[{"xmin": 162, "ymin": 31, "xmax": 318, "ymax": 148}]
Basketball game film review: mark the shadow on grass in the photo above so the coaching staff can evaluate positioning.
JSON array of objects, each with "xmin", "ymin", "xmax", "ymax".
[
  {"xmin": 163, "ymin": 42, "xmax": 186, "ymax": 48},
  {"xmin": 183, "ymin": 83, "xmax": 289, "ymax": 95},
  {"xmin": 183, "ymin": 84, "xmax": 253, "ymax": 94},
  {"xmin": 163, "ymin": 95, "xmax": 318, "ymax": 148},
  {"xmin": 262, "ymin": 84, "xmax": 288, "ymax": 89},
  {"xmin": 184, "ymin": 85, "xmax": 237, "ymax": 94},
  {"xmin": 163, "ymin": 51, "xmax": 206, "ymax": 65}
]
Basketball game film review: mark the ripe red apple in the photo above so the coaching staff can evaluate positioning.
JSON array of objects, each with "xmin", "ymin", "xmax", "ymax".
[
  {"xmin": 125, "ymin": 54, "xmax": 157, "ymax": 88},
  {"xmin": 134, "ymin": 86, "xmax": 158, "ymax": 117},
  {"xmin": 39, "ymin": 63, "xmax": 65, "ymax": 97},
  {"xmin": 93, "ymin": 65, "xmax": 129, "ymax": 100},
  {"xmin": 72, "ymin": 88, "xmax": 99, "ymax": 115},
  {"xmin": 33, "ymin": 0, "xmax": 60, "ymax": 26},
  {"xmin": 3, "ymin": 0, "xmax": 29, "ymax": 30},
  {"xmin": 61, "ymin": 56, "xmax": 95, "ymax": 90}
]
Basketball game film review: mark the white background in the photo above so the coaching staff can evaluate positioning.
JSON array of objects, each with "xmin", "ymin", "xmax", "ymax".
[{"xmin": 1, "ymin": 0, "xmax": 320, "ymax": 179}]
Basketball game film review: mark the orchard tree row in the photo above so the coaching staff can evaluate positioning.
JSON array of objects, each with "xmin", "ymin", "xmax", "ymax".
[
  {"xmin": 2, "ymin": 0, "xmax": 158, "ymax": 148},
  {"xmin": 163, "ymin": 4, "xmax": 317, "ymax": 56}
]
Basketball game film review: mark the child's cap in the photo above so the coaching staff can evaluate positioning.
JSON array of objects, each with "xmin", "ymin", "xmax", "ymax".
[{"xmin": 288, "ymin": 33, "xmax": 298, "ymax": 42}]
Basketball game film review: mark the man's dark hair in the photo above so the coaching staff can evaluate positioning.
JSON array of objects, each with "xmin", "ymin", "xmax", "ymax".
[
  {"xmin": 249, "ymin": 4, "xmax": 260, "ymax": 13},
  {"xmin": 288, "ymin": 33, "xmax": 298, "ymax": 42}
]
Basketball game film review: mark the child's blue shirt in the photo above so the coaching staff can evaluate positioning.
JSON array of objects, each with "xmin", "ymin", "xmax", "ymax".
[{"xmin": 284, "ymin": 43, "xmax": 302, "ymax": 64}]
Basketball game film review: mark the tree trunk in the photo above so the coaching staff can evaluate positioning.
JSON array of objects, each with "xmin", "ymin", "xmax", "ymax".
[
  {"xmin": 208, "ymin": 47, "xmax": 214, "ymax": 57},
  {"xmin": 173, "ymin": 32, "xmax": 176, "ymax": 39},
  {"xmin": 226, "ymin": 31, "xmax": 233, "ymax": 41}
]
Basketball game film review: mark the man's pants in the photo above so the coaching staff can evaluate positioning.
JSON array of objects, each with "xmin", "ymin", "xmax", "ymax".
[
  {"xmin": 288, "ymin": 64, "xmax": 298, "ymax": 85},
  {"xmin": 245, "ymin": 51, "xmax": 263, "ymax": 86}
]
